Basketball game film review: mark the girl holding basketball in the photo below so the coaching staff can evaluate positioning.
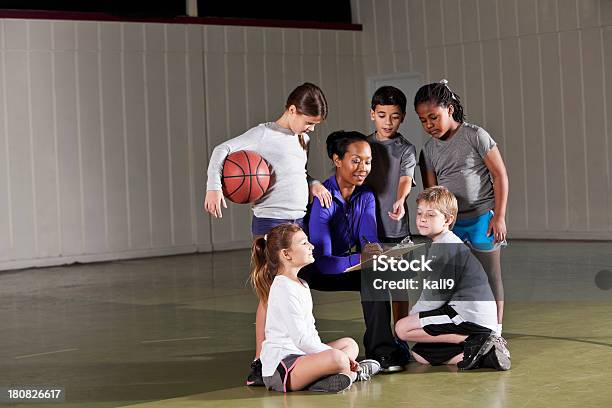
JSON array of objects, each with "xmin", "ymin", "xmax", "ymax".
[
  {"xmin": 415, "ymin": 80, "xmax": 509, "ymax": 337},
  {"xmin": 252, "ymin": 223, "xmax": 379, "ymax": 393},
  {"xmin": 204, "ymin": 82, "xmax": 332, "ymax": 385}
]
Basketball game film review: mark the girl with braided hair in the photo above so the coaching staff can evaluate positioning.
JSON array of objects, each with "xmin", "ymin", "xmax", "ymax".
[{"xmin": 415, "ymin": 80, "xmax": 509, "ymax": 337}]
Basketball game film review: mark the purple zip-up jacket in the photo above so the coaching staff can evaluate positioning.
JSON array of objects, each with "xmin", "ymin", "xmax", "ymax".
[{"xmin": 308, "ymin": 175, "xmax": 379, "ymax": 275}]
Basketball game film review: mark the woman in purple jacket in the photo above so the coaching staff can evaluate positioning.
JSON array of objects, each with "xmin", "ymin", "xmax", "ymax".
[{"xmin": 299, "ymin": 131, "xmax": 408, "ymax": 373}]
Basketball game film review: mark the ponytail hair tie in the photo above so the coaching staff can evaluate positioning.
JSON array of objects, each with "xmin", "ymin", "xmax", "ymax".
[{"xmin": 439, "ymin": 78, "xmax": 457, "ymax": 100}]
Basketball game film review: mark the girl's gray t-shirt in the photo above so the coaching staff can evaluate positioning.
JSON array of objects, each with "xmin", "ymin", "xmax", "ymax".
[{"xmin": 421, "ymin": 123, "xmax": 496, "ymax": 220}]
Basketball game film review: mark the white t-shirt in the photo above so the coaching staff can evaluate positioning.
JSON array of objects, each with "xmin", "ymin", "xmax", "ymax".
[
  {"xmin": 260, "ymin": 275, "xmax": 331, "ymax": 377},
  {"xmin": 410, "ymin": 230, "xmax": 497, "ymax": 332}
]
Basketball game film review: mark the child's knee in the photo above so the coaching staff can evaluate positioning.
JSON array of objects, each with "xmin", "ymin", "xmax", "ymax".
[
  {"xmin": 395, "ymin": 317, "xmax": 409, "ymax": 340},
  {"xmin": 344, "ymin": 337, "xmax": 359, "ymax": 353},
  {"xmin": 329, "ymin": 349, "xmax": 350, "ymax": 371}
]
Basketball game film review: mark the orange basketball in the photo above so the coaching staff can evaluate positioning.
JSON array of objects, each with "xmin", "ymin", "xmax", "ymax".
[{"xmin": 222, "ymin": 151, "xmax": 271, "ymax": 204}]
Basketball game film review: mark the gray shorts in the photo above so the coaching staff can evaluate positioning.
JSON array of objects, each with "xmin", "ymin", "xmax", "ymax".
[{"xmin": 263, "ymin": 354, "xmax": 302, "ymax": 392}]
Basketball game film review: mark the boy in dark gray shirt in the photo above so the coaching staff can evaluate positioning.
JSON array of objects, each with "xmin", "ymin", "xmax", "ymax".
[
  {"xmin": 366, "ymin": 86, "xmax": 417, "ymax": 242},
  {"xmin": 366, "ymin": 86, "xmax": 417, "ymax": 363}
]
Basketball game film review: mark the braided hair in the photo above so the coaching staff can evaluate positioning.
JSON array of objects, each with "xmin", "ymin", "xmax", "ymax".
[{"xmin": 413, "ymin": 79, "xmax": 465, "ymax": 123}]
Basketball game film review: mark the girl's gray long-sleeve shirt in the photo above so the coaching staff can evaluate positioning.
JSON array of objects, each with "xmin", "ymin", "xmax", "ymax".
[{"xmin": 206, "ymin": 122, "xmax": 312, "ymax": 220}]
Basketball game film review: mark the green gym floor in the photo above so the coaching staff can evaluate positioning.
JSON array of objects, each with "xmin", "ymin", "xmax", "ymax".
[{"xmin": 2, "ymin": 240, "xmax": 612, "ymax": 408}]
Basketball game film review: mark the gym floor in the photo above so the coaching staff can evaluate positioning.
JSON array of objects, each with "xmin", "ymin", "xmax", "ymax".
[{"xmin": 2, "ymin": 240, "xmax": 612, "ymax": 407}]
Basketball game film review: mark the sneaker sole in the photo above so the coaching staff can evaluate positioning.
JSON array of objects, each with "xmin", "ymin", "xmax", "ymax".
[
  {"xmin": 460, "ymin": 336, "xmax": 496, "ymax": 371},
  {"xmin": 308, "ymin": 373, "xmax": 352, "ymax": 393},
  {"xmin": 380, "ymin": 365, "xmax": 405, "ymax": 373},
  {"xmin": 492, "ymin": 348, "xmax": 511, "ymax": 371}
]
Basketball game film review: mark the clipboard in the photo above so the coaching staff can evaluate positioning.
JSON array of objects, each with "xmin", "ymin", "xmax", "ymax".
[{"xmin": 343, "ymin": 242, "xmax": 427, "ymax": 272}]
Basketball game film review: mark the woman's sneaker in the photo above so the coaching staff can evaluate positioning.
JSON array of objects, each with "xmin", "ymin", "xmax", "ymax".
[
  {"xmin": 246, "ymin": 358, "xmax": 264, "ymax": 386},
  {"xmin": 355, "ymin": 359, "xmax": 381, "ymax": 381},
  {"xmin": 378, "ymin": 350, "xmax": 407, "ymax": 373},
  {"xmin": 307, "ymin": 373, "xmax": 352, "ymax": 393}
]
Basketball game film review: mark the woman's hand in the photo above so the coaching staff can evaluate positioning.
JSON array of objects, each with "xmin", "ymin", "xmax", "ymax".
[
  {"xmin": 487, "ymin": 214, "xmax": 507, "ymax": 244},
  {"xmin": 310, "ymin": 183, "xmax": 332, "ymax": 208},
  {"xmin": 361, "ymin": 243, "xmax": 383, "ymax": 263},
  {"xmin": 204, "ymin": 190, "xmax": 227, "ymax": 218}
]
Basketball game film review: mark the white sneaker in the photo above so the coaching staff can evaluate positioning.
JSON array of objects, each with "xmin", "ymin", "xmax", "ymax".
[{"xmin": 356, "ymin": 359, "xmax": 381, "ymax": 381}]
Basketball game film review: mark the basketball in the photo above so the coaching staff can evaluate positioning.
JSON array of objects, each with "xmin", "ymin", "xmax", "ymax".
[{"xmin": 222, "ymin": 150, "xmax": 271, "ymax": 204}]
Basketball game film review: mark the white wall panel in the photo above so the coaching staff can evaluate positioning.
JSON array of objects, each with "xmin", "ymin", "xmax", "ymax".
[
  {"xmin": 5, "ymin": 49, "xmax": 35, "ymax": 259},
  {"xmin": 540, "ymin": 33, "xmax": 568, "ymax": 231},
  {"xmin": 424, "ymin": 0, "xmax": 443, "ymax": 48},
  {"xmin": 581, "ymin": 28, "xmax": 608, "ymax": 231},
  {"xmin": 498, "ymin": 0, "xmax": 518, "ymax": 38},
  {"xmin": 123, "ymin": 26, "xmax": 150, "ymax": 250},
  {"xmin": 517, "ymin": 0, "xmax": 539, "ymax": 36},
  {"xmin": 407, "ymin": 0, "xmax": 425, "ymax": 52},
  {"xmin": 374, "ymin": 0, "xmax": 393, "ymax": 53},
  {"xmin": 579, "ymin": 0, "xmax": 601, "ymax": 28},
  {"xmin": 560, "ymin": 31, "xmax": 587, "ymax": 231},
  {"xmin": 100, "ymin": 24, "xmax": 129, "ymax": 252},
  {"xmin": 520, "ymin": 36, "xmax": 546, "ymax": 231},
  {"xmin": 166, "ymin": 31, "xmax": 192, "ymax": 246},
  {"xmin": 0, "ymin": 22, "xmax": 11, "ymax": 260},
  {"xmin": 390, "ymin": 0, "xmax": 410, "ymax": 52},
  {"xmin": 144, "ymin": 50, "xmax": 172, "ymax": 248},
  {"xmin": 558, "ymin": 0, "xmax": 579, "ymax": 31},
  {"xmin": 537, "ymin": 0, "xmax": 558, "ymax": 33},
  {"xmin": 443, "ymin": 0, "xmax": 462, "ymax": 45},
  {"xmin": 30, "ymin": 51, "xmax": 60, "ymax": 258},
  {"xmin": 186, "ymin": 25, "xmax": 209, "ymax": 250},
  {"xmin": 500, "ymin": 38, "xmax": 527, "ymax": 230},
  {"xmin": 604, "ymin": 27, "xmax": 612, "ymax": 231},
  {"xmin": 54, "ymin": 46, "xmax": 83, "ymax": 255},
  {"xmin": 77, "ymin": 50, "xmax": 106, "ymax": 253},
  {"xmin": 463, "ymin": 42, "xmax": 484, "ymax": 125},
  {"xmin": 479, "ymin": 0, "xmax": 499, "ymax": 41},
  {"xmin": 461, "ymin": 0, "xmax": 480, "ymax": 44},
  {"xmin": 481, "ymin": 40, "xmax": 504, "ymax": 149},
  {"xmin": 426, "ymin": 46, "xmax": 445, "ymax": 84}
]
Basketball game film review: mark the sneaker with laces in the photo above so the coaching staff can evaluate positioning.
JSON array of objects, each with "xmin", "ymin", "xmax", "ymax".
[
  {"xmin": 458, "ymin": 333, "xmax": 495, "ymax": 371},
  {"xmin": 307, "ymin": 373, "xmax": 352, "ymax": 393},
  {"xmin": 355, "ymin": 359, "xmax": 381, "ymax": 381},
  {"xmin": 480, "ymin": 336, "xmax": 511, "ymax": 371},
  {"xmin": 246, "ymin": 358, "xmax": 264, "ymax": 386}
]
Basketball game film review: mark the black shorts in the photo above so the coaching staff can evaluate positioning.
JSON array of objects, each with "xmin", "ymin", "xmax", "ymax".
[{"xmin": 412, "ymin": 305, "xmax": 492, "ymax": 366}]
